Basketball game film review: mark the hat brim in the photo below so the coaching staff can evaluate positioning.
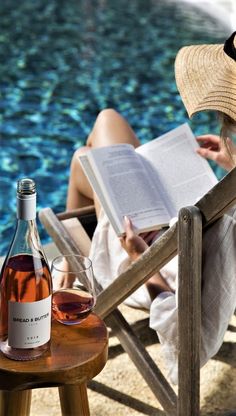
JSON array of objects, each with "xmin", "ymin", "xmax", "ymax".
[{"xmin": 175, "ymin": 42, "xmax": 236, "ymax": 121}]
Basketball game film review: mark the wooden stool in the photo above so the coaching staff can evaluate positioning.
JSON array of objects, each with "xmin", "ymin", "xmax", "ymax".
[{"xmin": 0, "ymin": 313, "xmax": 108, "ymax": 416}]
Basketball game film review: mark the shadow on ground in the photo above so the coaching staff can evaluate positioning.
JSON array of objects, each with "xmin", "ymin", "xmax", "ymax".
[
  {"xmin": 108, "ymin": 317, "xmax": 159, "ymax": 359},
  {"xmin": 88, "ymin": 380, "xmax": 165, "ymax": 416}
]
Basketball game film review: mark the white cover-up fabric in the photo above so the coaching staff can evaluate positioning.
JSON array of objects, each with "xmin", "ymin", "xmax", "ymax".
[{"xmin": 89, "ymin": 208, "xmax": 236, "ymax": 384}]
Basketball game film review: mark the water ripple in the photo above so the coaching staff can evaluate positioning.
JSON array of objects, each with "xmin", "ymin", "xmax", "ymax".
[{"xmin": 0, "ymin": 0, "xmax": 228, "ymax": 256}]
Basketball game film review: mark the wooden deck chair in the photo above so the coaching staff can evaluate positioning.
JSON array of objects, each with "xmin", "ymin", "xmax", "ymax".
[{"xmin": 39, "ymin": 167, "xmax": 236, "ymax": 416}]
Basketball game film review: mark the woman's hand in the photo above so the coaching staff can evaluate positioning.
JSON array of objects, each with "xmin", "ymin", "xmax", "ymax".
[
  {"xmin": 119, "ymin": 216, "xmax": 173, "ymax": 299},
  {"xmin": 119, "ymin": 216, "xmax": 149, "ymax": 261},
  {"xmin": 196, "ymin": 134, "xmax": 236, "ymax": 171}
]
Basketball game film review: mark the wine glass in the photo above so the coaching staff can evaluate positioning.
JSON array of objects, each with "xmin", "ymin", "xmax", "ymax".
[{"xmin": 51, "ymin": 254, "xmax": 96, "ymax": 325}]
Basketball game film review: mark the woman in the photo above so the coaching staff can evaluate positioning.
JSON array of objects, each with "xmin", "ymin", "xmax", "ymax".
[{"xmin": 66, "ymin": 32, "xmax": 236, "ymax": 382}]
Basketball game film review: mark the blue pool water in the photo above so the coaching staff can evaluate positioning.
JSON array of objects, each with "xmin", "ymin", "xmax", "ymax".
[{"xmin": 0, "ymin": 0, "xmax": 229, "ymax": 256}]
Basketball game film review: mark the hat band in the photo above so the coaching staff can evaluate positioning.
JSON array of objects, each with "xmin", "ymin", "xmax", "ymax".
[{"xmin": 223, "ymin": 31, "xmax": 236, "ymax": 62}]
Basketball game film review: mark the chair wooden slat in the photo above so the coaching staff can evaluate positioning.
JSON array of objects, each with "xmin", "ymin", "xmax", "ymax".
[{"xmin": 178, "ymin": 206, "xmax": 202, "ymax": 416}]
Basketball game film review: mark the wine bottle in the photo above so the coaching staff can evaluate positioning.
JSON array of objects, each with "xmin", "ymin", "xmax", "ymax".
[{"xmin": 0, "ymin": 178, "xmax": 52, "ymax": 360}]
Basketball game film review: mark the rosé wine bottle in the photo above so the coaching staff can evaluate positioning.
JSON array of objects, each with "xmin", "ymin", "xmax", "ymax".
[{"xmin": 0, "ymin": 178, "xmax": 52, "ymax": 360}]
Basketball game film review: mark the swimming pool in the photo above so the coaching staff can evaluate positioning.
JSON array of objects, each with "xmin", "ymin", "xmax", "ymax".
[{"xmin": 0, "ymin": 0, "xmax": 229, "ymax": 256}]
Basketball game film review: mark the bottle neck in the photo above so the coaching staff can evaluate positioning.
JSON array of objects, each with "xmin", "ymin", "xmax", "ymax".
[
  {"xmin": 10, "ymin": 193, "xmax": 41, "ymax": 257},
  {"xmin": 9, "ymin": 218, "xmax": 42, "ymax": 258},
  {"xmin": 17, "ymin": 193, "xmax": 36, "ymax": 220}
]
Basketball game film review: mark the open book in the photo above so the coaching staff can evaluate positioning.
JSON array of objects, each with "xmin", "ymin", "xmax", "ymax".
[{"xmin": 79, "ymin": 123, "xmax": 218, "ymax": 236}]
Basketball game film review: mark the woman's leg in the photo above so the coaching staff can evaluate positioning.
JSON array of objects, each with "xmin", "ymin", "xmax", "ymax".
[
  {"xmin": 66, "ymin": 145, "xmax": 94, "ymax": 210},
  {"xmin": 87, "ymin": 108, "xmax": 140, "ymax": 148},
  {"xmin": 66, "ymin": 109, "xmax": 140, "ymax": 212}
]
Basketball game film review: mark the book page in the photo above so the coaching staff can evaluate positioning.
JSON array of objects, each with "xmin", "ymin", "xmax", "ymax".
[
  {"xmin": 137, "ymin": 123, "xmax": 218, "ymax": 218},
  {"xmin": 85, "ymin": 144, "xmax": 171, "ymax": 235},
  {"xmin": 79, "ymin": 155, "xmax": 122, "ymax": 235}
]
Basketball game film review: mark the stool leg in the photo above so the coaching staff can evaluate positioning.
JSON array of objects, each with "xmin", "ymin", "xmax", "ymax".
[
  {"xmin": 0, "ymin": 390, "xmax": 31, "ymax": 416},
  {"xmin": 59, "ymin": 383, "xmax": 90, "ymax": 416}
]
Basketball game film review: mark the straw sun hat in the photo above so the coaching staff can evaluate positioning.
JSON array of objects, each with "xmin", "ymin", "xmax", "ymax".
[{"xmin": 175, "ymin": 31, "xmax": 236, "ymax": 121}]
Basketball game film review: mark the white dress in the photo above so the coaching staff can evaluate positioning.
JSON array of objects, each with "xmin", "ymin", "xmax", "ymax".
[{"xmin": 89, "ymin": 207, "xmax": 236, "ymax": 384}]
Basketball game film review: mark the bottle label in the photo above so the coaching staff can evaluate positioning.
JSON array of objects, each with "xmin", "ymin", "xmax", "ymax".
[{"xmin": 8, "ymin": 296, "xmax": 52, "ymax": 349}]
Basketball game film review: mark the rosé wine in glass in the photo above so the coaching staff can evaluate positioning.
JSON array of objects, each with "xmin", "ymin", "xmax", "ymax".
[{"xmin": 51, "ymin": 254, "xmax": 96, "ymax": 325}]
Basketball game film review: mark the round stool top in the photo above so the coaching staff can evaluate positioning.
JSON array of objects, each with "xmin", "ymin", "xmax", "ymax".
[{"xmin": 0, "ymin": 313, "xmax": 108, "ymax": 390}]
